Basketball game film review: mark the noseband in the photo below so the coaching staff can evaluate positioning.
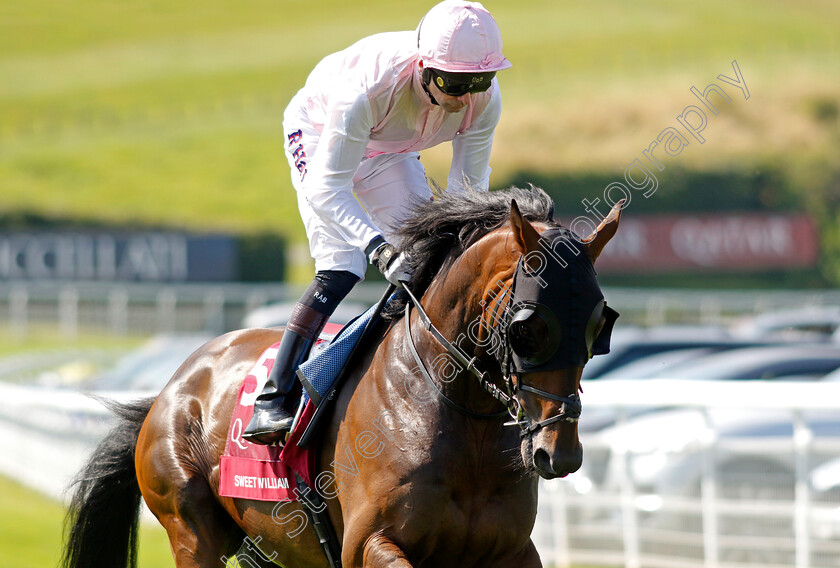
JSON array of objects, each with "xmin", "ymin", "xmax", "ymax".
[{"xmin": 402, "ymin": 284, "xmax": 582, "ymax": 438}]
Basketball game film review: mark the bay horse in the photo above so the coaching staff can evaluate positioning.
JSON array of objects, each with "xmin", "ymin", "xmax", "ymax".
[{"xmin": 62, "ymin": 186, "xmax": 622, "ymax": 568}]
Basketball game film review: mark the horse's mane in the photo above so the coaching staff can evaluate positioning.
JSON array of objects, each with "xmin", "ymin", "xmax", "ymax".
[{"xmin": 382, "ymin": 185, "xmax": 557, "ymax": 320}]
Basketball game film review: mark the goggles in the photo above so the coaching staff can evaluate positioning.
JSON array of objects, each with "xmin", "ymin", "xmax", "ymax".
[{"xmin": 423, "ymin": 68, "xmax": 496, "ymax": 96}]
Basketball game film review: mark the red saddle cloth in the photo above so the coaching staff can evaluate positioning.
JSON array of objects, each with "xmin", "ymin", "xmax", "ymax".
[{"xmin": 219, "ymin": 325, "xmax": 341, "ymax": 501}]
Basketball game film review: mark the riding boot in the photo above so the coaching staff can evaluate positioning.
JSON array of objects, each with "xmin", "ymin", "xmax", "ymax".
[{"xmin": 243, "ymin": 305, "xmax": 329, "ymax": 445}]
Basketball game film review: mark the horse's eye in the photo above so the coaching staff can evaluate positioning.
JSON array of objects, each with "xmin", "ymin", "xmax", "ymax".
[
  {"xmin": 509, "ymin": 310, "xmax": 550, "ymax": 357},
  {"xmin": 507, "ymin": 304, "xmax": 562, "ymax": 367}
]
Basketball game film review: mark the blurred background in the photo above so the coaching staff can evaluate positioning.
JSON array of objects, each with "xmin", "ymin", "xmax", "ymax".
[{"xmin": 1, "ymin": 1, "xmax": 839, "ymax": 567}]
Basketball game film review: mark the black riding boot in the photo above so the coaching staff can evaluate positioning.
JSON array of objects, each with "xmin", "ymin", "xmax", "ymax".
[
  {"xmin": 242, "ymin": 330, "xmax": 312, "ymax": 445},
  {"xmin": 243, "ymin": 306, "xmax": 330, "ymax": 445},
  {"xmin": 243, "ymin": 270, "xmax": 359, "ymax": 445}
]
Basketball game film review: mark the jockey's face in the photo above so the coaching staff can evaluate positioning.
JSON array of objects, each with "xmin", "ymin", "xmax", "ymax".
[{"xmin": 425, "ymin": 78, "xmax": 471, "ymax": 113}]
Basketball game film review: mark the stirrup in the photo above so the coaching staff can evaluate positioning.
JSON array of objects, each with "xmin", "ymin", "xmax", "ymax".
[
  {"xmin": 243, "ymin": 406, "xmax": 294, "ymax": 446},
  {"xmin": 244, "ymin": 429, "xmax": 290, "ymax": 446}
]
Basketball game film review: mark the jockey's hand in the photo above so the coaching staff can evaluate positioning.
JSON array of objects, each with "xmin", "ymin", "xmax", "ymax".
[{"xmin": 369, "ymin": 241, "xmax": 413, "ymax": 287}]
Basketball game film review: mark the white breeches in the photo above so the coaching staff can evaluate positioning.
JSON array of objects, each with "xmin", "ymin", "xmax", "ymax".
[{"xmin": 283, "ymin": 114, "xmax": 433, "ymax": 279}]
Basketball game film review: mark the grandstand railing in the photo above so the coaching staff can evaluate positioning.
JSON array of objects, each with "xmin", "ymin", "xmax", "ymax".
[
  {"xmin": 3, "ymin": 281, "xmax": 840, "ymax": 337},
  {"xmin": 0, "ymin": 281, "xmax": 386, "ymax": 337}
]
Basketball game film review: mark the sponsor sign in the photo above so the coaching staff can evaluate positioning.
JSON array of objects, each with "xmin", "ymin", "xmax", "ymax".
[
  {"xmin": 588, "ymin": 213, "xmax": 818, "ymax": 273},
  {"xmin": 0, "ymin": 231, "xmax": 238, "ymax": 282}
]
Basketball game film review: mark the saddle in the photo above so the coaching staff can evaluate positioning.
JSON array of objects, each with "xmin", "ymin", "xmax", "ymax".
[{"xmin": 220, "ymin": 301, "xmax": 386, "ymax": 499}]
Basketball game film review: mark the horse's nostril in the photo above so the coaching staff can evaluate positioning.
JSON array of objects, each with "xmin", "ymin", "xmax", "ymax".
[
  {"xmin": 533, "ymin": 446, "xmax": 583, "ymax": 479},
  {"xmin": 533, "ymin": 448, "xmax": 552, "ymax": 473}
]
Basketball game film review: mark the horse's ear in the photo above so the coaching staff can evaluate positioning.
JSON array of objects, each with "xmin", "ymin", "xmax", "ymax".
[
  {"xmin": 582, "ymin": 199, "xmax": 625, "ymax": 262},
  {"xmin": 510, "ymin": 199, "xmax": 542, "ymax": 263}
]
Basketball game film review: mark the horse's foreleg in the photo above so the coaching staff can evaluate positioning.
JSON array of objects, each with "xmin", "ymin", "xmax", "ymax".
[{"xmin": 345, "ymin": 532, "xmax": 414, "ymax": 568}]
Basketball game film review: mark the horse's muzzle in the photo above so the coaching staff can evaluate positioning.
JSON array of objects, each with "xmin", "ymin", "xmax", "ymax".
[{"xmin": 533, "ymin": 444, "xmax": 583, "ymax": 479}]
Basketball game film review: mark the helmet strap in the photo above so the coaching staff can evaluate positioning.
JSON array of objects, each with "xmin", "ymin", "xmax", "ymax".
[
  {"xmin": 422, "ymin": 67, "xmax": 433, "ymax": 85},
  {"xmin": 420, "ymin": 67, "xmax": 439, "ymax": 106}
]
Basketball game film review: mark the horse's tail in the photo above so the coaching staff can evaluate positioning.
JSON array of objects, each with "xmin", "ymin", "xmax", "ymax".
[{"xmin": 61, "ymin": 396, "xmax": 156, "ymax": 568}]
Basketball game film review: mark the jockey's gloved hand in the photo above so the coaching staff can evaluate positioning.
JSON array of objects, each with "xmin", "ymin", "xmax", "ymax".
[{"xmin": 366, "ymin": 236, "xmax": 413, "ymax": 287}]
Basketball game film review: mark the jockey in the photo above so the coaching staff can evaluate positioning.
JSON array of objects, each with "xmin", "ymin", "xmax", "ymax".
[{"xmin": 244, "ymin": 0, "xmax": 512, "ymax": 445}]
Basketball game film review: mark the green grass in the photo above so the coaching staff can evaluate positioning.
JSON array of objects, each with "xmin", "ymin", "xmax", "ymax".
[
  {"xmin": 1, "ymin": 0, "xmax": 839, "ymax": 281},
  {"xmin": 0, "ymin": 475, "xmax": 174, "ymax": 568},
  {"xmin": 0, "ymin": 325, "xmax": 143, "ymax": 357}
]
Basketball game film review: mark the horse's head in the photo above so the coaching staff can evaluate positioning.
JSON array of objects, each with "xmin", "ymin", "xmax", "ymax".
[
  {"xmin": 504, "ymin": 199, "xmax": 622, "ymax": 479},
  {"xmin": 394, "ymin": 187, "xmax": 621, "ymax": 480}
]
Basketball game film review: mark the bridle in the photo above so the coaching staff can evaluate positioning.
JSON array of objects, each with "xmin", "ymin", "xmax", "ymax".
[{"xmin": 402, "ymin": 282, "xmax": 583, "ymax": 438}]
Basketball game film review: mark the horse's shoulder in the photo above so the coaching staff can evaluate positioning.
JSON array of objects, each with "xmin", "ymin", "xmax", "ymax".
[
  {"xmin": 152, "ymin": 328, "xmax": 283, "ymax": 409},
  {"xmin": 205, "ymin": 327, "xmax": 285, "ymax": 353}
]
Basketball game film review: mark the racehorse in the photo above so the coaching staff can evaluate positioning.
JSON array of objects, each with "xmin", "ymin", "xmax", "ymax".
[{"xmin": 61, "ymin": 186, "xmax": 622, "ymax": 568}]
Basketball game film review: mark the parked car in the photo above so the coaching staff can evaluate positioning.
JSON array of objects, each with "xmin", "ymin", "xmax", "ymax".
[
  {"xmin": 602, "ymin": 408, "xmax": 840, "ymax": 499},
  {"xmin": 592, "ymin": 346, "xmax": 720, "ymax": 379},
  {"xmin": 580, "ymin": 347, "xmax": 721, "ymax": 432},
  {"xmin": 583, "ymin": 405, "xmax": 840, "ymax": 564},
  {"xmin": 730, "ymin": 306, "xmax": 840, "ymax": 342},
  {"xmin": 635, "ymin": 344, "xmax": 840, "ymax": 382},
  {"xmin": 581, "ymin": 325, "xmax": 787, "ymax": 380},
  {"xmin": 811, "ymin": 456, "xmax": 840, "ymax": 540},
  {"xmin": 580, "ymin": 344, "xmax": 840, "ymax": 433}
]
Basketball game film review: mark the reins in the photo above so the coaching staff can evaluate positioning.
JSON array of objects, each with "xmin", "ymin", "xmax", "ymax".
[
  {"xmin": 403, "ymin": 284, "xmax": 513, "ymax": 419},
  {"xmin": 401, "ymin": 283, "xmax": 582, "ymax": 436}
]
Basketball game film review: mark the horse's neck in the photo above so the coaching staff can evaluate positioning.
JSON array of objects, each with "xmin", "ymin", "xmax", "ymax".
[
  {"xmin": 376, "ymin": 318, "xmax": 521, "ymax": 462},
  {"xmin": 413, "ymin": 247, "xmax": 515, "ymax": 420},
  {"xmin": 360, "ymin": 273, "xmax": 527, "ymax": 482}
]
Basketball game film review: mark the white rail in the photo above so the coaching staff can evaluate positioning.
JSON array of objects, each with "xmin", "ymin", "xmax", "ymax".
[
  {"xmin": 1, "ymin": 379, "xmax": 838, "ymax": 567},
  {"xmin": 534, "ymin": 379, "xmax": 840, "ymax": 568}
]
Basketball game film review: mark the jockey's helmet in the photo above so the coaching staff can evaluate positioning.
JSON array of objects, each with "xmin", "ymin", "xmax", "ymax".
[{"xmin": 417, "ymin": 0, "xmax": 512, "ymax": 75}]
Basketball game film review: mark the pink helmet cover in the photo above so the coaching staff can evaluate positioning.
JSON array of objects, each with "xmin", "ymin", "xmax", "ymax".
[{"xmin": 417, "ymin": 0, "xmax": 512, "ymax": 73}]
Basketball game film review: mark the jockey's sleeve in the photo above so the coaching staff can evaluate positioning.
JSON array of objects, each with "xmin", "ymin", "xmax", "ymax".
[
  {"xmin": 304, "ymin": 90, "xmax": 382, "ymax": 250},
  {"xmin": 447, "ymin": 83, "xmax": 502, "ymax": 193}
]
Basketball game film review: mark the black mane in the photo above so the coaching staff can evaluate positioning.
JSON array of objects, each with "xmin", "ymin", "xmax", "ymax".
[{"xmin": 383, "ymin": 185, "xmax": 557, "ymax": 320}]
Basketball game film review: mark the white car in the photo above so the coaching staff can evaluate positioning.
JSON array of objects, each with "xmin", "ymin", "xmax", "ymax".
[
  {"xmin": 810, "ymin": 456, "xmax": 840, "ymax": 540},
  {"xmin": 578, "ymin": 404, "xmax": 840, "ymax": 564},
  {"xmin": 580, "ymin": 324, "xmax": 803, "ymax": 381},
  {"xmin": 580, "ymin": 344, "xmax": 840, "ymax": 433},
  {"xmin": 731, "ymin": 306, "xmax": 840, "ymax": 342}
]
